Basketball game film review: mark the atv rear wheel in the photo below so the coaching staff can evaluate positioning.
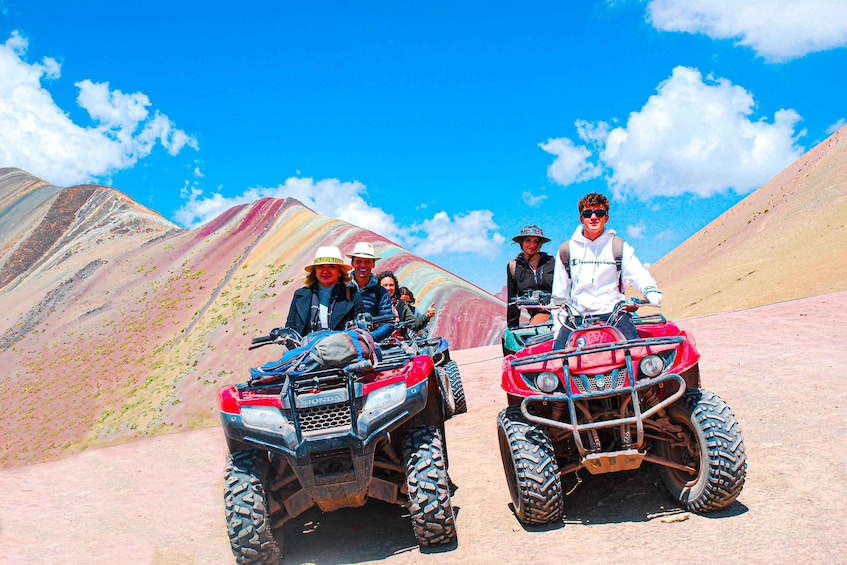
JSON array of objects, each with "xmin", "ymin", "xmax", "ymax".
[
  {"xmin": 436, "ymin": 366, "xmax": 457, "ymax": 420},
  {"xmin": 655, "ymin": 388, "xmax": 747, "ymax": 512},
  {"xmin": 224, "ymin": 450, "xmax": 282, "ymax": 564},
  {"xmin": 443, "ymin": 360, "xmax": 467, "ymax": 415},
  {"xmin": 497, "ymin": 406, "xmax": 563, "ymax": 525},
  {"xmin": 404, "ymin": 425, "xmax": 457, "ymax": 546}
]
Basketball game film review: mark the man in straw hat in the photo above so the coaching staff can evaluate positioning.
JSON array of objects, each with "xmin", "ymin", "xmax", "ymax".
[
  {"xmin": 347, "ymin": 242, "xmax": 394, "ymax": 341},
  {"xmin": 285, "ymin": 245, "xmax": 364, "ymax": 335}
]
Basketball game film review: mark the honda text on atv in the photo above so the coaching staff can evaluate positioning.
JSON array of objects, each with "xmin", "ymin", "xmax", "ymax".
[
  {"xmin": 501, "ymin": 290, "xmax": 554, "ymax": 356},
  {"xmin": 498, "ymin": 298, "xmax": 747, "ymax": 525},
  {"xmin": 382, "ymin": 319, "xmax": 467, "ymax": 418},
  {"xmin": 218, "ymin": 318, "xmax": 457, "ymax": 563}
]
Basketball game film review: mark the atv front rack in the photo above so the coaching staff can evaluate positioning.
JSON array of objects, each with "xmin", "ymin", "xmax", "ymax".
[
  {"xmin": 511, "ymin": 336, "xmax": 686, "ymax": 458},
  {"xmin": 510, "ymin": 335, "xmax": 684, "ymax": 368}
]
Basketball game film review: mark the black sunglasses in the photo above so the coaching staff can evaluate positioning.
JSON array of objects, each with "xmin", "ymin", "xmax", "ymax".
[{"xmin": 580, "ymin": 209, "xmax": 607, "ymax": 218}]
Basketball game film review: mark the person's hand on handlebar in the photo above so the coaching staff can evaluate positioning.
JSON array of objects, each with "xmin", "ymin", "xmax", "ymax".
[{"xmin": 643, "ymin": 287, "xmax": 663, "ymax": 307}]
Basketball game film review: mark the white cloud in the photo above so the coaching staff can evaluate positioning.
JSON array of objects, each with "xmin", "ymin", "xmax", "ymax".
[
  {"xmin": 0, "ymin": 31, "xmax": 197, "ymax": 186},
  {"xmin": 646, "ymin": 0, "xmax": 847, "ymax": 62},
  {"xmin": 655, "ymin": 229, "xmax": 676, "ymax": 241},
  {"xmin": 626, "ymin": 223, "xmax": 646, "ymax": 239},
  {"xmin": 539, "ymin": 137, "xmax": 602, "ymax": 185},
  {"xmin": 826, "ymin": 119, "xmax": 846, "ymax": 135},
  {"xmin": 522, "ymin": 190, "xmax": 547, "ymax": 207},
  {"xmin": 545, "ymin": 66, "xmax": 804, "ymax": 200},
  {"xmin": 174, "ymin": 177, "xmax": 505, "ymax": 259},
  {"xmin": 409, "ymin": 210, "xmax": 506, "ymax": 259}
]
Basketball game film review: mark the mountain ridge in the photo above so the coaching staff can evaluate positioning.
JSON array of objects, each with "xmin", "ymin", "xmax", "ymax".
[
  {"xmin": 0, "ymin": 170, "xmax": 505, "ymax": 468},
  {"xmin": 651, "ymin": 125, "xmax": 847, "ymax": 318}
]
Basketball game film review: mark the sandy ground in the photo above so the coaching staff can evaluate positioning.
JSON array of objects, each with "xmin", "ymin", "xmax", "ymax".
[{"xmin": 2, "ymin": 290, "xmax": 846, "ymax": 565}]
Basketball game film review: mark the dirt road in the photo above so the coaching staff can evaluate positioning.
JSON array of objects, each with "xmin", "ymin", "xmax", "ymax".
[{"xmin": 2, "ymin": 291, "xmax": 846, "ymax": 564}]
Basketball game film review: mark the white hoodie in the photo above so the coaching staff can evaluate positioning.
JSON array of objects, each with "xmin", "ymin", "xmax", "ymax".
[{"xmin": 551, "ymin": 226, "xmax": 658, "ymax": 335}]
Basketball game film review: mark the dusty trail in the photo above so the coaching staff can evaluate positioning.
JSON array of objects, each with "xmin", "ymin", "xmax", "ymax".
[{"xmin": 2, "ymin": 291, "xmax": 846, "ymax": 564}]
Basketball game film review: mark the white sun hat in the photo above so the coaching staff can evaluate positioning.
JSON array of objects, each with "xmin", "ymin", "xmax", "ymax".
[
  {"xmin": 304, "ymin": 246, "xmax": 346, "ymax": 271},
  {"xmin": 346, "ymin": 241, "xmax": 382, "ymax": 261}
]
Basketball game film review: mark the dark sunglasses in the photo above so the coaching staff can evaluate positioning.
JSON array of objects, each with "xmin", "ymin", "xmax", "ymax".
[{"xmin": 580, "ymin": 209, "xmax": 608, "ymax": 218}]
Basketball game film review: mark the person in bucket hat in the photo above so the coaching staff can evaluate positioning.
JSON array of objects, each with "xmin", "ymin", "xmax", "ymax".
[
  {"xmin": 347, "ymin": 242, "xmax": 394, "ymax": 341},
  {"xmin": 283, "ymin": 245, "xmax": 364, "ymax": 335},
  {"xmin": 506, "ymin": 224, "xmax": 556, "ymax": 328},
  {"xmin": 511, "ymin": 224, "xmax": 551, "ymax": 245}
]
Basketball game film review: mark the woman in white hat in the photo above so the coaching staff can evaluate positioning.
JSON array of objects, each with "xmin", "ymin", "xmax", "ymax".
[
  {"xmin": 506, "ymin": 225, "xmax": 555, "ymax": 328},
  {"xmin": 285, "ymin": 245, "xmax": 364, "ymax": 335}
]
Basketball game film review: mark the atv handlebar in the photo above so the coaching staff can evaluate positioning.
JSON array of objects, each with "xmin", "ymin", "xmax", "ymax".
[
  {"xmin": 509, "ymin": 290, "xmax": 552, "ymax": 308},
  {"xmin": 249, "ymin": 327, "xmax": 303, "ymax": 350},
  {"xmin": 350, "ymin": 312, "xmax": 396, "ymax": 331},
  {"xmin": 251, "ymin": 335, "xmax": 274, "ymax": 345}
]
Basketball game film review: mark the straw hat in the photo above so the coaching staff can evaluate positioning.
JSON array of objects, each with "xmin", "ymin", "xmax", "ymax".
[
  {"xmin": 512, "ymin": 224, "xmax": 550, "ymax": 244},
  {"xmin": 304, "ymin": 246, "xmax": 346, "ymax": 271},
  {"xmin": 346, "ymin": 241, "xmax": 382, "ymax": 261}
]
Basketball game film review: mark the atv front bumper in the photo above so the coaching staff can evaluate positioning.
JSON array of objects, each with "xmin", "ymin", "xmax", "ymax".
[{"xmin": 519, "ymin": 372, "xmax": 686, "ymax": 463}]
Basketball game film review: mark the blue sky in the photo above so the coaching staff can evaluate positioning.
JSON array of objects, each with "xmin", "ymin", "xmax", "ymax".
[{"xmin": 2, "ymin": 1, "xmax": 846, "ymax": 294}]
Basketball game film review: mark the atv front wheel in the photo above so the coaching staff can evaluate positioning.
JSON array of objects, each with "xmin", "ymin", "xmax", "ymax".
[
  {"xmin": 224, "ymin": 450, "xmax": 281, "ymax": 564},
  {"xmin": 443, "ymin": 360, "xmax": 467, "ymax": 415},
  {"xmin": 655, "ymin": 388, "xmax": 747, "ymax": 512},
  {"xmin": 404, "ymin": 425, "xmax": 457, "ymax": 546},
  {"xmin": 497, "ymin": 407, "xmax": 563, "ymax": 525}
]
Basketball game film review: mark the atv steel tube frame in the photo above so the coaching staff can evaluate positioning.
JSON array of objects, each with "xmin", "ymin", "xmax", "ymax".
[{"xmin": 509, "ymin": 336, "xmax": 687, "ymax": 457}]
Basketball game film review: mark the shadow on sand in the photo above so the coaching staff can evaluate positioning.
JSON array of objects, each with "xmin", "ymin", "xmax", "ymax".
[
  {"xmin": 278, "ymin": 501, "xmax": 461, "ymax": 564},
  {"xmin": 515, "ymin": 464, "xmax": 747, "ymax": 532}
]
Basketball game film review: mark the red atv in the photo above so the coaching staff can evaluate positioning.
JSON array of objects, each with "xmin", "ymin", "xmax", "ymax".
[
  {"xmin": 218, "ymin": 319, "xmax": 456, "ymax": 563},
  {"xmin": 498, "ymin": 299, "xmax": 747, "ymax": 525}
]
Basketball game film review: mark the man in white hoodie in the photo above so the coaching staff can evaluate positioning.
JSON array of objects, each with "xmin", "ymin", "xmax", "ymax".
[{"xmin": 551, "ymin": 192, "xmax": 663, "ymax": 349}]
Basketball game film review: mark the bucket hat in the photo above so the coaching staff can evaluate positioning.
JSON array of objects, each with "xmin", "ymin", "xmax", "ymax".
[
  {"xmin": 346, "ymin": 241, "xmax": 382, "ymax": 261},
  {"xmin": 304, "ymin": 246, "xmax": 346, "ymax": 271},
  {"xmin": 512, "ymin": 224, "xmax": 550, "ymax": 244}
]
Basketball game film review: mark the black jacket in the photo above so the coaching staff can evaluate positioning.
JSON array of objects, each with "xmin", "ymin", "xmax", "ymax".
[
  {"xmin": 285, "ymin": 282, "xmax": 365, "ymax": 335},
  {"xmin": 506, "ymin": 252, "xmax": 555, "ymax": 328}
]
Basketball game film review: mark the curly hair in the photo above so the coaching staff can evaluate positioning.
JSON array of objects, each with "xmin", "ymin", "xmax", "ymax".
[
  {"xmin": 578, "ymin": 192, "xmax": 610, "ymax": 212},
  {"xmin": 375, "ymin": 270, "xmax": 400, "ymax": 299}
]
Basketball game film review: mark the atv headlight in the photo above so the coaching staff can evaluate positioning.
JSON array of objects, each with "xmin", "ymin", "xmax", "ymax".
[
  {"xmin": 534, "ymin": 371, "xmax": 559, "ymax": 393},
  {"xmin": 640, "ymin": 355, "xmax": 665, "ymax": 378},
  {"xmin": 241, "ymin": 406, "xmax": 290, "ymax": 433},
  {"xmin": 363, "ymin": 382, "xmax": 406, "ymax": 413}
]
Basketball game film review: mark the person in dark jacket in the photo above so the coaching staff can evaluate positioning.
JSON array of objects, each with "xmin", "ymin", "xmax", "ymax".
[
  {"xmin": 506, "ymin": 224, "xmax": 555, "ymax": 328},
  {"xmin": 376, "ymin": 271, "xmax": 433, "ymax": 334},
  {"xmin": 285, "ymin": 245, "xmax": 364, "ymax": 335},
  {"xmin": 347, "ymin": 242, "xmax": 395, "ymax": 341}
]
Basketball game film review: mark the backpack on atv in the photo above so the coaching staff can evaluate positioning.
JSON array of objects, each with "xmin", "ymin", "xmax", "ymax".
[{"xmin": 218, "ymin": 317, "xmax": 457, "ymax": 563}]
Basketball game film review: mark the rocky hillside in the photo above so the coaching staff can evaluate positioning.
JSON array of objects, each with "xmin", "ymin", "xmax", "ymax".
[
  {"xmin": 0, "ymin": 169, "xmax": 505, "ymax": 468},
  {"xmin": 652, "ymin": 126, "xmax": 847, "ymax": 318}
]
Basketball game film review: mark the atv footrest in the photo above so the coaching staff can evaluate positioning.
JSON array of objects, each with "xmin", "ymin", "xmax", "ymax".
[{"xmin": 581, "ymin": 449, "xmax": 645, "ymax": 475}]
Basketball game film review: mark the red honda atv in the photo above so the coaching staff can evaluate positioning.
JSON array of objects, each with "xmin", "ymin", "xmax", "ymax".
[
  {"xmin": 498, "ymin": 299, "xmax": 747, "ymax": 525},
  {"xmin": 219, "ymin": 320, "xmax": 456, "ymax": 563}
]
